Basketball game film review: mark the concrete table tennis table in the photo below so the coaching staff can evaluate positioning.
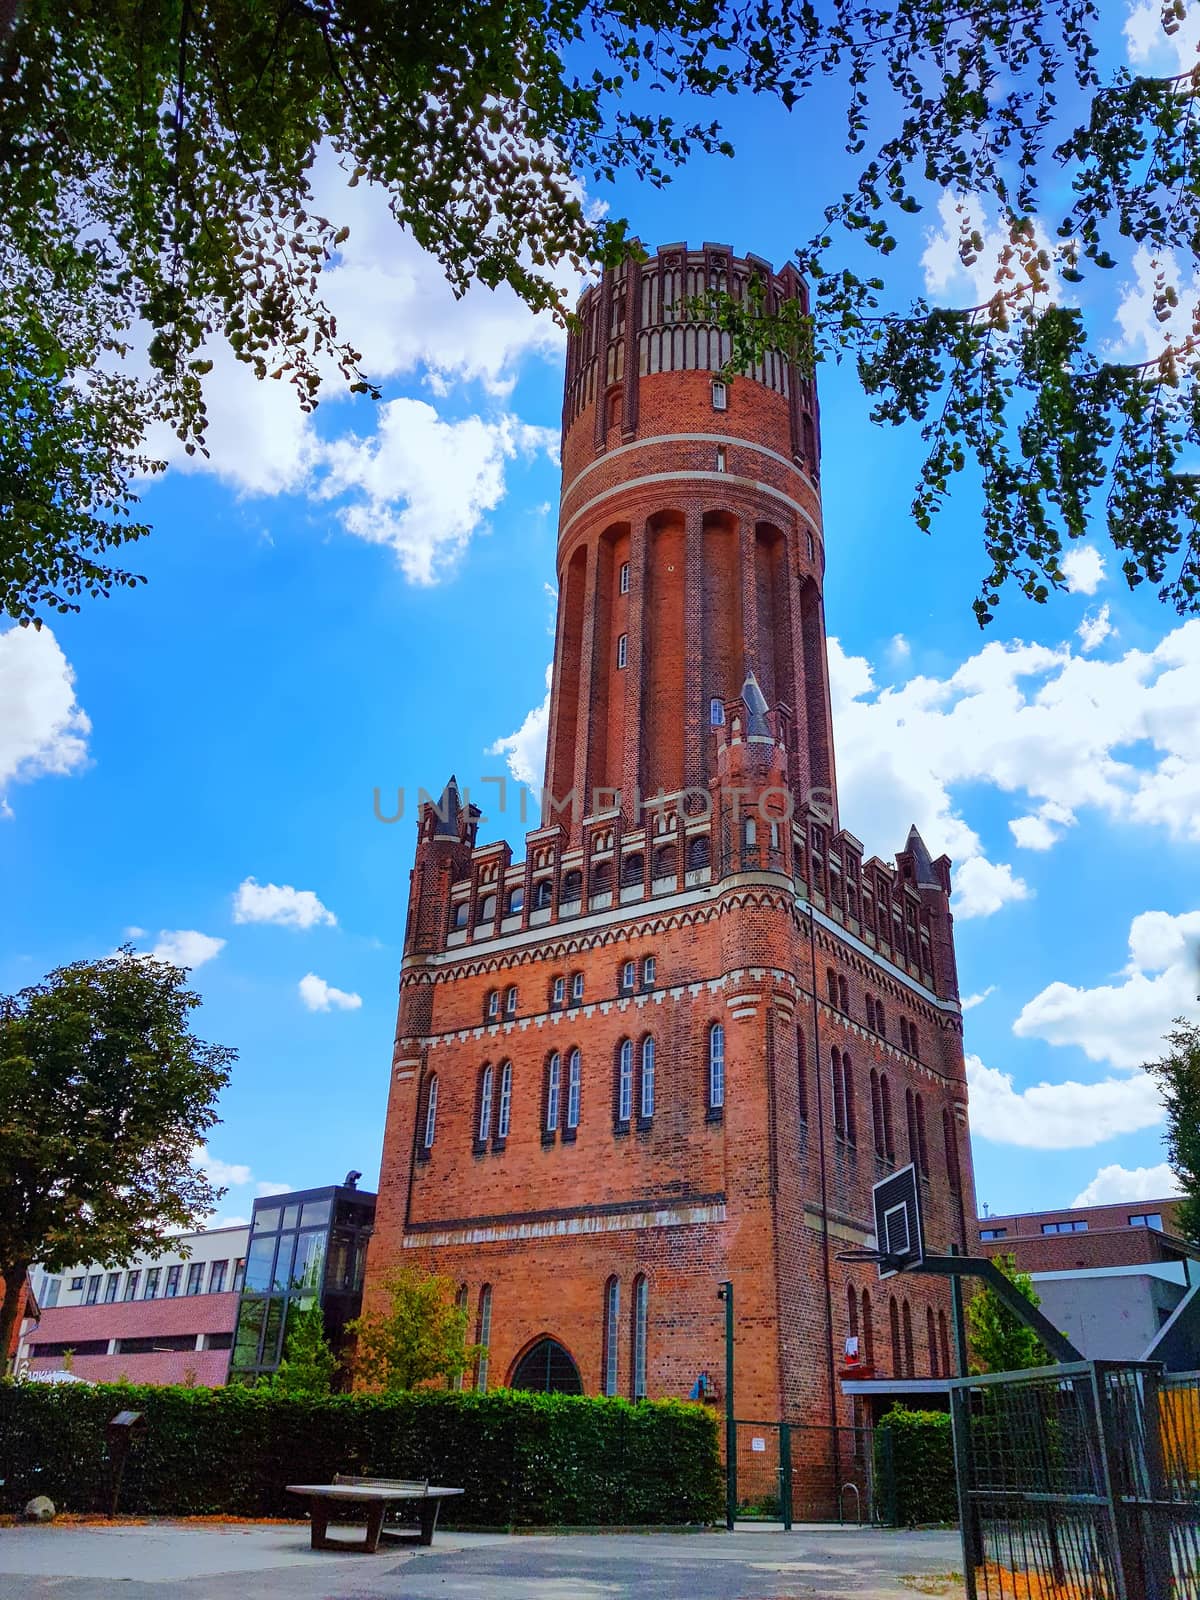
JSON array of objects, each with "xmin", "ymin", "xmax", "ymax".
[{"xmin": 286, "ymin": 1476, "xmax": 464, "ymax": 1552}]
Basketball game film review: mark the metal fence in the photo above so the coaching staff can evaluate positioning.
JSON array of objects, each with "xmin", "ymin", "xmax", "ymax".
[
  {"xmin": 949, "ymin": 1361, "xmax": 1200, "ymax": 1600},
  {"xmin": 731, "ymin": 1421, "xmax": 875, "ymax": 1526}
]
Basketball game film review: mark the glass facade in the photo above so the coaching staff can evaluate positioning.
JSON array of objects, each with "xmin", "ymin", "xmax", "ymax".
[{"xmin": 228, "ymin": 1184, "xmax": 375, "ymax": 1386}]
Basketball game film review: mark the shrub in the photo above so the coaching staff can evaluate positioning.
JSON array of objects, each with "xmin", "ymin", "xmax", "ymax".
[
  {"xmin": 873, "ymin": 1407, "xmax": 957, "ymax": 1526},
  {"xmin": 0, "ymin": 1381, "xmax": 722, "ymax": 1528}
]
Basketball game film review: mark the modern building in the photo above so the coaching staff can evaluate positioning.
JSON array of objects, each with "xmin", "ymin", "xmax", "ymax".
[
  {"xmin": 228, "ymin": 1178, "xmax": 376, "ymax": 1385},
  {"xmin": 364, "ymin": 242, "xmax": 979, "ymax": 1479},
  {"xmin": 18, "ymin": 1225, "xmax": 248, "ymax": 1386},
  {"xmin": 978, "ymin": 1195, "xmax": 1195, "ymax": 1362}
]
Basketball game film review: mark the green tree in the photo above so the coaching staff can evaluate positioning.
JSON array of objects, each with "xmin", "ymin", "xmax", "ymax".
[
  {"xmin": 268, "ymin": 1300, "xmax": 339, "ymax": 1397},
  {"xmin": 0, "ymin": 948, "xmax": 236, "ymax": 1364},
  {"xmin": 968, "ymin": 1253, "xmax": 1048, "ymax": 1374},
  {"xmin": 3, "ymin": 3, "xmax": 1199, "ymax": 627},
  {"xmin": 1146, "ymin": 1018, "xmax": 1200, "ymax": 1247},
  {"xmin": 347, "ymin": 1266, "xmax": 484, "ymax": 1392}
]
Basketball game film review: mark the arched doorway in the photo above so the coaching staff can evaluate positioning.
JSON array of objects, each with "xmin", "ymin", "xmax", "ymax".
[{"xmin": 509, "ymin": 1337, "xmax": 584, "ymax": 1394}]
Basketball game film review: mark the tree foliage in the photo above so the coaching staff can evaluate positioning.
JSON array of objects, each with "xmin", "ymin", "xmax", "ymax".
[
  {"xmin": 968, "ymin": 1252, "xmax": 1047, "ymax": 1374},
  {"xmin": 3, "ymin": 2, "xmax": 1199, "ymax": 625},
  {"xmin": 0, "ymin": 948, "xmax": 236, "ymax": 1363},
  {"xmin": 266, "ymin": 1300, "xmax": 339, "ymax": 1397},
  {"xmin": 1146, "ymin": 1017, "xmax": 1200, "ymax": 1246},
  {"xmin": 347, "ymin": 1266, "xmax": 484, "ymax": 1392}
]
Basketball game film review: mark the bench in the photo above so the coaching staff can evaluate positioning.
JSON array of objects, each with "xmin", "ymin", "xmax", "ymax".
[{"xmin": 285, "ymin": 1476, "xmax": 464, "ymax": 1553}]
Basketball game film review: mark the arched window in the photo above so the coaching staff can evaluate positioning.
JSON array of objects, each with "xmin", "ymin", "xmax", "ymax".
[
  {"xmin": 534, "ymin": 878, "xmax": 553, "ymax": 910},
  {"xmin": 617, "ymin": 1039, "xmax": 634, "ymax": 1124},
  {"xmin": 943, "ymin": 1108, "xmax": 961, "ymax": 1189},
  {"xmin": 642, "ymin": 956, "xmax": 656, "ymax": 986},
  {"xmin": 902, "ymin": 1300, "xmax": 915, "ymax": 1377},
  {"xmin": 475, "ymin": 1285, "xmax": 492, "ymax": 1392},
  {"xmin": 843, "ymin": 1053, "xmax": 856, "ymax": 1145},
  {"xmin": 881, "ymin": 1075, "xmax": 895, "ymax": 1160},
  {"xmin": 827, "ymin": 968, "xmax": 839, "ymax": 1006},
  {"xmin": 620, "ymin": 959, "xmax": 636, "ymax": 991},
  {"xmin": 866, "ymin": 995, "xmax": 876, "ymax": 1031},
  {"xmin": 877, "ymin": 1001, "xmax": 887, "ymax": 1039},
  {"xmin": 617, "ymin": 633, "xmax": 628, "ymax": 668},
  {"xmin": 497, "ymin": 1061, "xmax": 513, "ymax": 1140},
  {"xmin": 592, "ymin": 859, "xmax": 612, "ymax": 893},
  {"xmin": 831, "ymin": 1047, "xmax": 845, "ymax": 1135},
  {"xmin": 504, "ymin": 984, "xmax": 518, "ymax": 1018},
  {"xmin": 422, "ymin": 1074, "xmax": 439, "ymax": 1150},
  {"xmin": 939, "ymin": 1308, "xmax": 952, "ymax": 1376},
  {"xmin": 453, "ymin": 1283, "xmax": 468, "ymax": 1389},
  {"xmin": 916, "ymin": 1095, "xmax": 929, "ymax": 1177},
  {"xmin": 452, "ymin": 900, "xmax": 469, "ymax": 930},
  {"xmin": 906, "ymin": 1088, "xmax": 918, "ymax": 1166},
  {"xmin": 910, "ymin": 1025, "xmax": 920, "ymax": 1061},
  {"xmin": 870, "ymin": 1069, "xmax": 884, "ymax": 1157},
  {"xmin": 632, "ymin": 1275, "xmax": 648, "ymax": 1399},
  {"xmin": 551, "ymin": 975, "xmax": 565, "ymax": 1007},
  {"xmin": 839, "ymin": 975, "xmax": 850, "ymax": 1013},
  {"xmin": 847, "ymin": 1284, "xmax": 859, "ymax": 1338},
  {"xmin": 570, "ymin": 971, "xmax": 584, "ymax": 1002},
  {"xmin": 927, "ymin": 1306, "xmax": 939, "ymax": 1377},
  {"xmin": 687, "ymin": 834, "xmax": 710, "ymax": 871},
  {"xmin": 477, "ymin": 893, "xmax": 497, "ymax": 924},
  {"xmin": 486, "ymin": 990, "xmax": 499, "ymax": 1022},
  {"xmin": 562, "ymin": 870, "xmax": 583, "ymax": 903},
  {"xmin": 507, "ymin": 886, "xmax": 524, "ymax": 916},
  {"xmin": 510, "ymin": 1337, "xmax": 583, "ymax": 1394},
  {"xmin": 545, "ymin": 1052, "xmax": 561, "ymax": 1133},
  {"xmin": 862, "ymin": 1289, "xmax": 875, "ymax": 1366},
  {"xmin": 477, "ymin": 1065, "xmax": 494, "ymax": 1145},
  {"xmin": 640, "ymin": 1036, "xmax": 655, "ymax": 1119},
  {"xmin": 900, "ymin": 1017, "xmax": 910, "ymax": 1054},
  {"xmin": 889, "ymin": 1296, "xmax": 901, "ymax": 1374},
  {"xmin": 566, "ymin": 1048, "xmax": 582, "ymax": 1130},
  {"xmin": 797, "ymin": 1027, "xmax": 808, "ymax": 1121},
  {"xmin": 707, "ymin": 1022, "xmax": 726, "ymax": 1110},
  {"xmin": 653, "ymin": 843, "xmax": 677, "ymax": 879},
  {"xmin": 603, "ymin": 1277, "xmax": 621, "ymax": 1396},
  {"xmin": 621, "ymin": 853, "xmax": 643, "ymax": 886}
]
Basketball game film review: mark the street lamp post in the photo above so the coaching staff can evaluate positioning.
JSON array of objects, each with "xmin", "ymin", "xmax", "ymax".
[{"xmin": 718, "ymin": 1280, "xmax": 735, "ymax": 1530}]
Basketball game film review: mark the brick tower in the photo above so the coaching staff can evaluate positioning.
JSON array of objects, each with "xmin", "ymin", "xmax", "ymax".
[{"xmin": 365, "ymin": 244, "xmax": 977, "ymax": 1502}]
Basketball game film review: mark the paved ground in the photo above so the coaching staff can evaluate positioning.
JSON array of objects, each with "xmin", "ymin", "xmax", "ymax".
[{"xmin": 0, "ymin": 1521, "xmax": 964, "ymax": 1600}]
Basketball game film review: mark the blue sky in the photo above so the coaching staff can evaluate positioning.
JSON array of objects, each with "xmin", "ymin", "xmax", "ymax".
[{"xmin": 2, "ymin": 1, "xmax": 1198, "ymax": 1226}]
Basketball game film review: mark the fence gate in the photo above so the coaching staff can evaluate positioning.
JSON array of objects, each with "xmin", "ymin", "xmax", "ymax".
[
  {"xmin": 730, "ymin": 1422, "xmax": 875, "ymax": 1526},
  {"xmin": 949, "ymin": 1360, "xmax": 1200, "ymax": 1600}
]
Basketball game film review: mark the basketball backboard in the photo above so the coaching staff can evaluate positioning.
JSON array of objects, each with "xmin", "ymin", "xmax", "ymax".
[{"xmin": 872, "ymin": 1163, "xmax": 925, "ymax": 1279}]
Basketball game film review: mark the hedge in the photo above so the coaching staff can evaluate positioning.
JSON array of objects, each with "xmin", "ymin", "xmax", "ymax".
[
  {"xmin": 873, "ymin": 1407, "xmax": 957, "ymax": 1526},
  {"xmin": 0, "ymin": 1382, "xmax": 723, "ymax": 1528}
]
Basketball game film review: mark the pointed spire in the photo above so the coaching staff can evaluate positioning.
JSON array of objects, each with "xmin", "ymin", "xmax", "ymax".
[
  {"xmin": 905, "ymin": 824, "xmax": 941, "ymax": 888},
  {"xmin": 433, "ymin": 774, "xmax": 461, "ymax": 837},
  {"xmin": 741, "ymin": 669, "xmax": 771, "ymax": 738}
]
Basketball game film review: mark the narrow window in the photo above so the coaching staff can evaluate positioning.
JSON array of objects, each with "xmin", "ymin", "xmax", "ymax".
[
  {"xmin": 708, "ymin": 1022, "xmax": 725, "ymax": 1110},
  {"xmin": 505, "ymin": 984, "xmax": 517, "ymax": 1017},
  {"xmin": 165, "ymin": 1265, "xmax": 182, "ymax": 1298},
  {"xmin": 710, "ymin": 697, "xmax": 725, "ymax": 726},
  {"xmin": 617, "ymin": 633, "xmax": 628, "ymax": 668},
  {"xmin": 621, "ymin": 959, "xmax": 636, "ymax": 991},
  {"xmin": 939, "ymin": 1309, "xmax": 952, "ymax": 1376},
  {"xmin": 831, "ymin": 1047, "xmax": 845, "ymax": 1135},
  {"xmin": 486, "ymin": 990, "xmax": 499, "ymax": 1022},
  {"xmin": 744, "ymin": 816, "xmax": 757, "ymax": 846},
  {"xmin": 619, "ymin": 561, "xmax": 630, "ymax": 594},
  {"xmin": 232, "ymin": 1259, "xmax": 245, "ymax": 1292},
  {"xmin": 927, "ymin": 1306, "xmax": 939, "ymax": 1378},
  {"xmin": 871, "ymin": 1069, "xmax": 884, "ymax": 1157},
  {"xmin": 423, "ymin": 1073, "xmax": 439, "ymax": 1149},
  {"xmin": 839, "ymin": 976, "xmax": 849, "ymax": 1013},
  {"xmin": 906, "ymin": 1088, "xmax": 918, "ymax": 1166},
  {"xmin": 604, "ymin": 1278, "xmax": 621, "ymax": 1396},
  {"xmin": 866, "ymin": 995, "xmax": 875, "ymax": 1031},
  {"xmin": 715, "ymin": 445, "xmax": 727, "ymax": 472},
  {"xmin": 453, "ymin": 1284, "xmax": 469, "ymax": 1390},
  {"xmin": 916, "ymin": 1095, "xmax": 929, "ymax": 1177},
  {"xmin": 640, "ymin": 1036, "xmax": 655, "ymax": 1118},
  {"xmin": 476, "ymin": 1285, "xmax": 492, "ymax": 1392},
  {"xmin": 877, "ymin": 1001, "xmax": 886, "ymax": 1038},
  {"xmin": 632, "ymin": 1275, "xmax": 648, "ymax": 1399},
  {"xmin": 902, "ymin": 1300, "xmax": 915, "ymax": 1377},
  {"xmin": 807, "ymin": 531, "xmax": 815, "ymax": 560},
  {"xmin": 104, "ymin": 1272, "xmax": 120, "ymax": 1304},
  {"xmin": 797, "ymin": 1027, "xmax": 808, "ymax": 1120},
  {"xmin": 84, "ymin": 1273, "xmax": 100, "ymax": 1303},
  {"xmin": 843, "ymin": 1054, "xmax": 856, "ymax": 1145},
  {"xmin": 507, "ymin": 886, "xmax": 523, "ymax": 916},
  {"xmin": 889, "ymin": 1297, "xmax": 901, "ymax": 1374},
  {"xmin": 144, "ymin": 1268, "xmax": 160, "ymax": 1300},
  {"xmin": 881, "ymin": 1076, "xmax": 895, "ymax": 1159},
  {"xmin": 208, "ymin": 1260, "xmax": 226, "ymax": 1295},
  {"xmin": 712, "ymin": 378, "xmax": 728, "ymax": 411},
  {"xmin": 186, "ymin": 1263, "xmax": 203, "ymax": 1297},
  {"xmin": 567, "ymin": 1048, "xmax": 582, "ymax": 1129},
  {"xmin": 478, "ymin": 1065, "xmax": 494, "ymax": 1144},
  {"xmin": 124, "ymin": 1271, "xmax": 140, "ymax": 1301},
  {"xmin": 911, "ymin": 1026, "xmax": 920, "ymax": 1061},
  {"xmin": 552, "ymin": 975, "xmax": 565, "ymax": 1005},
  {"xmin": 452, "ymin": 900, "xmax": 469, "ymax": 929},
  {"xmin": 643, "ymin": 956, "xmax": 656, "ymax": 986},
  {"xmin": 497, "ymin": 1061, "xmax": 512, "ymax": 1140},
  {"xmin": 571, "ymin": 972, "xmax": 584, "ymax": 1002},
  {"xmin": 617, "ymin": 1039, "xmax": 633, "ymax": 1123},
  {"xmin": 545, "ymin": 1052, "xmax": 561, "ymax": 1132},
  {"xmin": 535, "ymin": 878, "xmax": 553, "ymax": 909},
  {"xmin": 862, "ymin": 1290, "xmax": 875, "ymax": 1366},
  {"xmin": 827, "ymin": 968, "xmax": 838, "ymax": 1006},
  {"xmin": 477, "ymin": 893, "xmax": 497, "ymax": 924}
]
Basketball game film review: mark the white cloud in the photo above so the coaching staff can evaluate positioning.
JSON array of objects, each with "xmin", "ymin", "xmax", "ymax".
[
  {"xmin": 489, "ymin": 663, "xmax": 553, "ymax": 789},
  {"xmin": 0, "ymin": 625, "xmax": 91, "ymax": 813},
  {"xmin": 1014, "ymin": 909, "xmax": 1200, "ymax": 1070},
  {"xmin": 922, "ymin": 192, "xmax": 1068, "ymax": 308},
  {"xmin": 1113, "ymin": 243, "xmax": 1200, "ymax": 366},
  {"xmin": 1125, "ymin": 1, "xmax": 1200, "ymax": 73},
  {"xmin": 952, "ymin": 858, "xmax": 1032, "ymax": 920},
  {"xmin": 233, "ymin": 876, "xmax": 337, "ymax": 930},
  {"xmin": 1009, "ymin": 801, "xmax": 1077, "ymax": 852},
  {"xmin": 207, "ymin": 1214, "xmax": 250, "ymax": 1230},
  {"xmin": 193, "ymin": 1146, "xmax": 252, "ymax": 1188},
  {"xmin": 255, "ymin": 1180, "xmax": 293, "ymax": 1198},
  {"xmin": 1077, "ymin": 604, "xmax": 1115, "ymax": 652},
  {"xmin": 1072, "ymin": 1162, "xmax": 1182, "ymax": 1208},
  {"xmin": 1061, "ymin": 546, "xmax": 1106, "ymax": 596},
  {"xmin": 299, "ymin": 971, "xmax": 363, "ymax": 1012},
  {"xmin": 124, "ymin": 925, "xmax": 146, "ymax": 939},
  {"xmin": 146, "ymin": 930, "xmax": 226, "ymax": 969},
  {"xmin": 961, "ymin": 987, "xmax": 996, "ymax": 1012},
  {"xmin": 966, "ymin": 1054, "xmax": 1164, "ymax": 1148},
  {"xmin": 314, "ymin": 400, "xmax": 558, "ymax": 586}
]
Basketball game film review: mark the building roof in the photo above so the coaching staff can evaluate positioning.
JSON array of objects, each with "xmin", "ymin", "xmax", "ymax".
[
  {"xmin": 904, "ymin": 825, "xmax": 941, "ymax": 888},
  {"xmin": 741, "ymin": 671, "xmax": 771, "ymax": 738},
  {"xmin": 433, "ymin": 774, "xmax": 461, "ymax": 837}
]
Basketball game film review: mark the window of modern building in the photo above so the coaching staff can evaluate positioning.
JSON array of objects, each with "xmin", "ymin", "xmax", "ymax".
[
  {"xmin": 85, "ymin": 1275, "xmax": 101, "ymax": 1305},
  {"xmin": 1041, "ymin": 1220, "xmax": 1088, "ymax": 1234},
  {"xmin": 208, "ymin": 1260, "xmax": 228, "ymax": 1294},
  {"xmin": 566, "ymin": 1048, "xmax": 582, "ymax": 1130},
  {"xmin": 571, "ymin": 971, "xmax": 584, "ymax": 1002},
  {"xmin": 617, "ymin": 633, "xmax": 628, "ymax": 669},
  {"xmin": 186, "ymin": 1262, "xmax": 204, "ymax": 1296},
  {"xmin": 619, "ymin": 561, "xmax": 630, "ymax": 594},
  {"xmin": 617, "ymin": 1039, "xmax": 634, "ymax": 1124},
  {"xmin": 165, "ymin": 1265, "xmax": 182, "ymax": 1297},
  {"xmin": 478, "ymin": 1065, "xmax": 494, "ymax": 1145},
  {"xmin": 979, "ymin": 1228, "xmax": 1008, "ymax": 1241},
  {"xmin": 643, "ymin": 956, "xmax": 656, "ymax": 986},
  {"xmin": 423, "ymin": 1074, "xmax": 439, "ymax": 1150},
  {"xmin": 232, "ymin": 1258, "xmax": 246, "ymax": 1292},
  {"xmin": 69, "ymin": 1276, "xmax": 85, "ymax": 1292},
  {"xmin": 545, "ymin": 1052, "xmax": 561, "ymax": 1133},
  {"xmin": 497, "ymin": 1061, "xmax": 513, "ymax": 1140},
  {"xmin": 632, "ymin": 1276, "xmax": 648, "ymax": 1399},
  {"xmin": 144, "ymin": 1267, "xmax": 161, "ymax": 1299},
  {"xmin": 640, "ymin": 1036, "xmax": 655, "ymax": 1120},
  {"xmin": 708, "ymin": 1023, "xmax": 725, "ymax": 1111},
  {"xmin": 120, "ymin": 1271, "xmax": 138, "ymax": 1301},
  {"xmin": 476, "ymin": 1285, "xmax": 492, "ymax": 1392},
  {"xmin": 620, "ymin": 960, "xmax": 635, "ymax": 991},
  {"xmin": 712, "ymin": 378, "xmax": 728, "ymax": 410},
  {"xmin": 504, "ymin": 984, "xmax": 518, "ymax": 1017},
  {"xmin": 486, "ymin": 989, "xmax": 499, "ymax": 1021},
  {"xmin": 710, "ymin": 697, "xmax": 725, "ymax": 725},
  {"xmin": 41, "ymin": 1278, "xmax": 61, "ymax": 1308},
  {"xmin": 552, "ymin": 975, "xmax": 565, "ymax": 1006},
  {"xmin": 1129, "ymin": 1213, "xmax": 1164, "ymax": 1230},
  {"xmin": 603, "ymin": 1277, "xmax": 620, "ymax": 1396},
  {"xmin": 104, "ymin": 1272, "xmax": 120, "ymax": 1304}
]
